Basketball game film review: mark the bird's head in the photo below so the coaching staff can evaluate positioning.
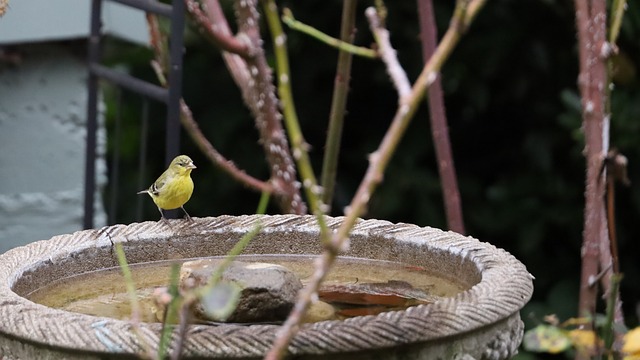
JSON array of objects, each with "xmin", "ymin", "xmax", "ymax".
[{"xmin": 170, "ymin": 155, "xmax": 197, "ymax": 175}]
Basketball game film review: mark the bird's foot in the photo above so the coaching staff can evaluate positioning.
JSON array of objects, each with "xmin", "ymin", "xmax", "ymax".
[
  {"xmin": 160, "ymin": 216, "xmax": 173, "ymax": 228},
  {"xmin": 181, "ymin": 207, "xmax": 193, "ymax": 221}
]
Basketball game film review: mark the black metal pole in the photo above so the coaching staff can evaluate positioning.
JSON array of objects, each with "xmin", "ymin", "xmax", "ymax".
[
  {"xmin": 109, "ymin": 0, "xmax": 173, "ymax": 16},
  {"xmin": 165, "ymin": 0, "xmax": 186, "ymax": 166},
  {"xmin": 84, "ymin": 0, "xmax": 103, "ymax": 229},
  {"xmin": 90, "ymin": 64, "xmax": 169, "ymax": 103}
]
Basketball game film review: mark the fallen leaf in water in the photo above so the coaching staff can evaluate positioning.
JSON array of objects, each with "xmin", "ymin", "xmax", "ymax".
[{"xmin": 319, "ymin": 280, "xmax": 435, "ymax": 307}]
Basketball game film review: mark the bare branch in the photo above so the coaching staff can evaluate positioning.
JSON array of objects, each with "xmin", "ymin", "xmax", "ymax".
[
  {"xmin": 179, "ymin": 100, "xmax": 275, "ymax": 193},
  {"xmin": 146, "ymin": 15, "xmax": 274, "ymax": 195},
  {"xmin": 417, "ymin": 0, "xmax": 465, "ymax": 234},
  {"xmin": 282, "ymin": 8, "xmax": 378, "ymax": 59},
  {"xmin": 574, "ymin": 0, "xmax": 608, "ymax": 324},
  {"xmin": 365, "ymin": 7, "xmax": 411, "ymax": 102},
  {"xmin": 321, "ymin": 0, "xmax": 359, "ymax": 211},
  {"xmin": 185, "ymin": 0, "xmax": 251, "ymax": 58},
  {"xmin": 262, "ymin": 0, "xmax": 329, "ymax": 223},
  {"xmin": 234, "ymin": 0, "xmax": 307, "ymax": 214},
  {"xmin": 266, "ymin": 1, "xmax": 486, "ymax": 358}
]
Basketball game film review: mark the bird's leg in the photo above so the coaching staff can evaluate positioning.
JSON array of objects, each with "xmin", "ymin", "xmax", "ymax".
[
  {"xmin": 157, "ymin": 207, "xmax": 171, "ymax": 226},
  {"xmin": 181, "ymin": 206, "xmax": 192, "ymax": 221}
]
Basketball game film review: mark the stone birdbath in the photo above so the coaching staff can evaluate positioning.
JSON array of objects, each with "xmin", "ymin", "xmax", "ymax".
[{"xmin": 0, "ymin": 215, "xmax": 533, "ymax": 359}]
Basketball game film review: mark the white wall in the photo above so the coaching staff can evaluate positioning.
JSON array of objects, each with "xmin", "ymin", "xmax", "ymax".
[
  {"xmin": 0, "ymin": 44, "xmax": 107, "ymax": 254},
  {"xmin": 0, "ymin": 0, "xmax": 149, "ymax": 45}
]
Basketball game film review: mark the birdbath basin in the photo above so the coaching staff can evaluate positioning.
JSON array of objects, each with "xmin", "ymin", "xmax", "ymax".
[{"xmin": 0, "ymin": 215, "xmax": 533, "ymax": 359}]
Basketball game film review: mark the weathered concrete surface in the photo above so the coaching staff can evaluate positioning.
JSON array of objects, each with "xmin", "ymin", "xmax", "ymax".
[{"xmin": 0, "ymin": 215, "xmax": 534, "ymax": 359}]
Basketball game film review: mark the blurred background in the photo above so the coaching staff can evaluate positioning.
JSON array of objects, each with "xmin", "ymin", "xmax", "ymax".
[{"xmin": 1, "ymin": 0, "xmax": 639, "ymax": 357}]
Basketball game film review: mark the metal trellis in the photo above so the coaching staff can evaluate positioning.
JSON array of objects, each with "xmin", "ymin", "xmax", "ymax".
[{"xmin": 84, "ymin": 0, "xmax": 185, "ymax": 229}]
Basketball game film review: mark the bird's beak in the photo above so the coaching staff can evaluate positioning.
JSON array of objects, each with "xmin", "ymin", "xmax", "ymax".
[{"xmin": 188, "ymin": 163, "xmax": 197, "ymax": 169}]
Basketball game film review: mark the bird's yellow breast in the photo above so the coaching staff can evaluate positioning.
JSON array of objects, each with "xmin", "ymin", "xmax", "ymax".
[{"xmin": 151, "ymin": 175, "xmax": 194, "ymax": 210}]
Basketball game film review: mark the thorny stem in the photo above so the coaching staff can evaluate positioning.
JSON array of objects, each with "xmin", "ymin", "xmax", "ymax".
[
  {"xmin": 334, "ymin": 0, "xmax": 474, "ymax": 238},
  {"xmin": 184, "ymin": 0, "xmax": 251, "ymax": 58},
  {"xmin": 606, "ymin": 179, "xmax": 619, "ymax": 274},
  {"xmin": 178, "ymin": 100, "xmax": 274, "ymax": 193},
  {"xmin": 574, "ymin": 0, "xmax": 602, "ymax": 323},
  {"xmin": 603, "ymin": 0, "xmax": 628, "ymax": 345},
  {"xmin": 573, "ymin": 0, "xmax": 624, "ymax": 356},
  {"xmin": 158, "ymin": 0, "xmax": 307, "ymax": 213},
  {"xmin": 266, "ymin": 1, "xmax": 485, "ymax": 358},
  {"xmin": 262, "ymin": 0, "xmax": 328, "ymax": 229},
  {"xmin": 602, "ymin": 0, "xmax": 627, "ymax": 283},
  {"xmin": 158, "ymin": 263, "xmax": 182, "ymax": 359},
  {"xmin": 200, "ymin": 0, "xmax": 252, "ymax": 87},
  {"xmin": 114, "ymin": 243, "xmax": 154, "ymax": 359},
  {"xmin": 234, "ymin": 0, "xmax": 308, "ymax": 214},
  {"xmin": 417, "ymin": 0, "xmax": 465, "ymax": 234},
  {"xmin": 171, "ymin": 302, "xmax": 190, "ymax": 360},
  {"xmin": 281, "ymin": 8, "xmax": 378, "ymax": 59},
  {"xmin": 321, "ymin": 0, "xmax": 358, "ymax": 211},
  {"xmin": 366, "ymin": 7, "xmax": 412, "ymax": 101},
  {"xmin": 147, "ymin": 15, "xmax": 274, "ymax": 195}
]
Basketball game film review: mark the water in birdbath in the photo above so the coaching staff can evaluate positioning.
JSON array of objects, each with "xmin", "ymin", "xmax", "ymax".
[{"xmin": 26, "ymin": 255, "xmax": 469, "ymax": 323}]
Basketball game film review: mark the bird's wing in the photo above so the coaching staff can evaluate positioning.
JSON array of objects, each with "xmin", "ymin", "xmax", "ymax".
[{"xmin": 150, "ymin": 171, "xmax": 172, "ymax": 196}]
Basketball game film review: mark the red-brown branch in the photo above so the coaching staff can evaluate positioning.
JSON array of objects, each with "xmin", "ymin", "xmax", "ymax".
[
  {"xmin": 417, "ymin": 0, "xmax": 465, "ymax": 234},
  {"xmin": 574, "ymin": 0, "xmax": 608, "ymax": 327},
  {"xmin": 233, "ymin": 0, "xmax": 307, "ymax": 214},
  {"xmin": 146, "ymin": 15, "xmax": 274, "ymax": 195},
  {"xmin": 179, "ymin": 100, "xmax": 274, "ymax": 193},
  {"xmin": 180, "ymin": 0, "xmax": 307, "ymax": 213},
  {"xmin": 185, "ymin": 0, "xmax": 251, "ymax": 58}
]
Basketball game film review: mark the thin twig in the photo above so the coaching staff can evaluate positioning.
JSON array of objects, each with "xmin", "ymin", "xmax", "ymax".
[
  {"xmin": 147, "ymin": 15, "xmax": 274, "ymax": 195},
  {"xmin": 321, "ymin": 0, "xmax": 359, "ymax": 211},
  {"xmin": 266, "ymin": 1, "xmax": 486, "ymax": 358},
  {"xmin": 281, "ymin": 8, "xmax": 378, "ymax": 59},
  {"xmin": 603, "ymin": 0, "xmax": 628, "ymax": 346},
  {"xmin": 417, "ymin": 0, "xmax": 465, "ymax": 234},
  {"xmin": 366, "ymin": 7, "xmax": 412, "ymax": 102},
  {"xmin": 609, "ymin": 0, "xmax": 627, "ymax": 45},
  {"xmin": 233, "ymin": 0, "xmax": 308, "ymax": 214},
  {"xmin": 178, "ymin": 100, "xmax": 275, "ymax": 193},
  {"xmin": 170, "ymin": 302, "xmax": 190, "ymax": 360},
  {"xmin": 170, "ymin": 0, "xmax": 308, "ymax": 213},
  {"xmin": 334, "ymin": 0, "xmax": 475, "ymax": 237},
  {"xmin": 114, "ymin": 243, "xmax": 155, "ymax": 359},
  {"xmin": 262, "ymin": 0, "xmax": 328, "ymax": 225},
  {"xmin": 171, "ymin": 195, "xmax": 269, "ymax": 358},
  {"xmin": 602, "ymin": 274, "xmax": 623, "ymax": 352},
  {"xmin": 158, "ymin": 264, "xmax": 182, "ymax": 359}
]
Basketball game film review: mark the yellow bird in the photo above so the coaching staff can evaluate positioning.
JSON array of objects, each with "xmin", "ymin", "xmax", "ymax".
[{"xmin": 138, "ymin": 155, "xmax": 196, "ymax": 221}]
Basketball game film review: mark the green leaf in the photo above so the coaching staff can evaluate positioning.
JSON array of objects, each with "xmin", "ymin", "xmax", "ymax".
[
  {"xmin": 523, "ymin": 325, "xmax": 571, "ymax": 353},
  {"xmin": 201, "ymin": 282, "xmax": 241, "ymax": 321}
]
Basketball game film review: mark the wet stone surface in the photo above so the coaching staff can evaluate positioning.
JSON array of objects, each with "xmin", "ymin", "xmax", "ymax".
[{"xmin": 180, "ymin": 259, "xmax": 303, "ymax": 323}]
